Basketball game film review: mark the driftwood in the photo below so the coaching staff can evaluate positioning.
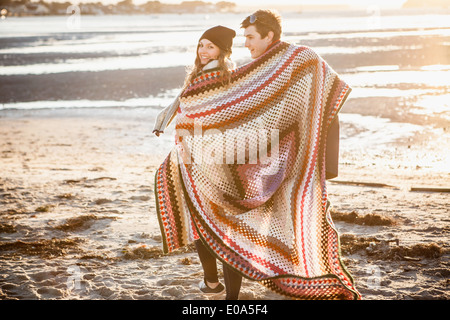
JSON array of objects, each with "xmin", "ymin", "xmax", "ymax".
[
  {"xmin": 329, "ymin": 180, "xmax": 398, "ymax": 189},
  {"xmin": 330, "ymin": 180, "xmax": 450, "ymax": 193},
  {"xmin": 410, "ymin": 187, "xmax": 450, "ymax": 193}
]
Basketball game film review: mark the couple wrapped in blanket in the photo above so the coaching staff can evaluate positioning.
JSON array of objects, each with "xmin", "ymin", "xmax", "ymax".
[{"xmin": 153, "ymin": 10, "xmax": 361, "ymax": 300}]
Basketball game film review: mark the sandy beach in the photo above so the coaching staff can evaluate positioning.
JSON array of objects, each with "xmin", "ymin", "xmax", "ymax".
[
  {"xmin": 1, "ymin": 10, "xmax": 449, "ymax": 301},
  {"xmin": 0, "ymin": 105, "xmax": 448, "ymax": 300}
]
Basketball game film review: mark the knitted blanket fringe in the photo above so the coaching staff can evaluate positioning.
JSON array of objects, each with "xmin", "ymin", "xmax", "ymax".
[{"xmin": 155, "ymin": 41, "xmax": 361, "ymax": 300}]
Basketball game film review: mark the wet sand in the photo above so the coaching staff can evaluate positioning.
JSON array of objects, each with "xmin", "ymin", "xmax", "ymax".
[{"xmin": 1, "ymin": 32, "xmax": 448, "ymax": 104}]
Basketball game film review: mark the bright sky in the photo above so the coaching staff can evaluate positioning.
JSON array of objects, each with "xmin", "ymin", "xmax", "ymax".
[
  {"xmin": 88, "ymin": 0, "xmax": 409, "ymax": 9},
  {"xmin": 234, "ymin": 0, "xmax": 408, "ymax": 9}
]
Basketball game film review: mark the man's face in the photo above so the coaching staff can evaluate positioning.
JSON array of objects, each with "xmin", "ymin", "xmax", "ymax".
[{"xmin": 244, "ymin": 25, "xmax": 273, "ymax": 59}]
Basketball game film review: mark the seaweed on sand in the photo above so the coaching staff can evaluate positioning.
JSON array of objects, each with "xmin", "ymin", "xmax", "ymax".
[
  {"xmin": 0, "ymin": 238, "xmax": 83, "ymax": 258},
  {"xmin": 332, "ymin": 210, "xmax": 396, "ymax": 226},
  {"xmin": 339, "ymin": 234, "xmax": 446, "ymax": 260}
]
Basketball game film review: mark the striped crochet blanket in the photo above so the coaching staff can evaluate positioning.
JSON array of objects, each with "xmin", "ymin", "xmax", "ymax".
[{"xmin": 155, "ymin": 41, "xmax": 361, "ymax": 300}]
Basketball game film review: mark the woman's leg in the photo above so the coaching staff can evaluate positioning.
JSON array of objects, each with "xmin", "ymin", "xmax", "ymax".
[
  {"xmin": 223, "ymin": 263, "xmax": 242, "ymax": 300},
  {"xmin": 194, "ymin": 239, "xmax": 219, "ymax": 284}
]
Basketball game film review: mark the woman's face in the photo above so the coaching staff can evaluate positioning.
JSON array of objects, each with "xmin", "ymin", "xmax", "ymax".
[{"xmin": 198, "ymin": 39, "xmax": 220, "ymax": 65}]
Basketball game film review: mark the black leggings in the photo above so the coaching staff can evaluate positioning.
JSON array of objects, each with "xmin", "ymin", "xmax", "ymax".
[{"xmin": 194, "ymin": 239, "xmax": 242, "ymax": 300}]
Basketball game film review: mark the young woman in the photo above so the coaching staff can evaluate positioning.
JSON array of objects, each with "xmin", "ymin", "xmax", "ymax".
[
  {"xmin": 152, "ymin": 25, "xmax": 236, "ymax": 137},
  {"xmin": 153, "ymin": 25, "xmax": 242, "ymax": 299}
]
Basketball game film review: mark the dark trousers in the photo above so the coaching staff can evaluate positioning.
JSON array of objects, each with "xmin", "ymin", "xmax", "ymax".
[{"xmin": 194, "ymin": 239, "xmax": 242, "ymax": 300}]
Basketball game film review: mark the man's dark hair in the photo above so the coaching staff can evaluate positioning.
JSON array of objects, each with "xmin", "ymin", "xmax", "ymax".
[{"xmin": 240, "ymin": 9, "xmax": 282, "ymax": 41}]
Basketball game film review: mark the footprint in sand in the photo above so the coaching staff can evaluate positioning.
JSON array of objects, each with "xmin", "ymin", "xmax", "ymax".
[
  {"xmin": 129, "ymin": 195, "xmax": 150, "ymax": 201},
  {"xmin": 37, "ymin": 287, "xmax": 64, "ymax": 298},
  {"xmin": 93, "ymin": 198, "xmax": 113, "ymax": 205},
  {"xmin": 161, "ymin": 285, "xmax": 186, "ymax": 299}
]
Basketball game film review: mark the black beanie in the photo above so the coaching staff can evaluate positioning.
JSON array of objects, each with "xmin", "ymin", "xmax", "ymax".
[{"xmin": 199, "ymin": 25, "xmax": 236, "ymax": 52}]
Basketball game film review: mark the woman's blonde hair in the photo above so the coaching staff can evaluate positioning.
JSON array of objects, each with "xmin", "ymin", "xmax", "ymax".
[{"xmin": 183, "ymin": 46, "xmax": 234, "ymax": 89}]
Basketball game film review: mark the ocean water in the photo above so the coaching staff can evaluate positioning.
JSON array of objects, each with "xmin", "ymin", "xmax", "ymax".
[{"xmin": 1, "ymin": 11, "xmax": 450, "ymax": 71}]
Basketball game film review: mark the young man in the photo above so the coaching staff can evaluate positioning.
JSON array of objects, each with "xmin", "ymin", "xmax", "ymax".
[
  {"xmin": 241, "ymin": 9, "xmax": 282, "ymax": 59},
  {"xmin": 241, "ymin": 9, "xmax": 340, "ymax": 180}
]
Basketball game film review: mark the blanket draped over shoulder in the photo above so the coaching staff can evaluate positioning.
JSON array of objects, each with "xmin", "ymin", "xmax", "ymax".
[{"xmin": 154, "ymin": 41, "xmax": 361, "ymax": 300}]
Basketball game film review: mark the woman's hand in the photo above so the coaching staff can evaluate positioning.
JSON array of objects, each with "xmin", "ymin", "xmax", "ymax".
[{"xmin": 153, "ymin": 130, "xmax": 163, "ymax": 137}]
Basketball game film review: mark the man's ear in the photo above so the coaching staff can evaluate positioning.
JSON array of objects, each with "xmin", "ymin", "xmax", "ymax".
[{"xmin": 266, "ymin": 31, "xmax": 274, "ymax": 43}]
